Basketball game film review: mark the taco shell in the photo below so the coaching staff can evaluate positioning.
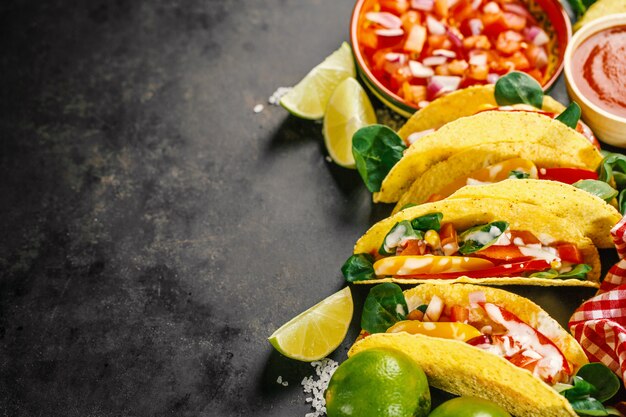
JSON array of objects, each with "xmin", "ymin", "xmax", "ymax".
[
  {"xmin": 354, "ymin": 197, "xmax": 601, "ymax": 286},
  {"xmin": 396, "ymin": 84, "xmax": 566, "ymax": 142},
  {"xmin": 374, "ymin": 111, "xmax": 603, "ymax": 203},
  {"xmin": 348, "ymin": 284, "xmax": 586, "ymax": 417},
  {"xmin": 445, "ymin": 179, "xmax": 621, "ymax": 248}
]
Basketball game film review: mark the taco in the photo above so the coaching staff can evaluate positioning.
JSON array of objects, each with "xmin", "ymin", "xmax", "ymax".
[
  {"xmin": 342, "ymin": 197, "xmax": 601, "ymax": 286},
  {"xmin": 396, "ymin": 83, "xmax": 597, "ymax": 147},
  {"xmin": 442, "ymin": 179, "xmax": 622, "ymax": 249},
  {"xmin": 373, "ymin": 111, "xmax": 603, "ymax": 204},
  {"xmin": 349, "ymin": 283, "xmax": 589, "ymax": 417}
]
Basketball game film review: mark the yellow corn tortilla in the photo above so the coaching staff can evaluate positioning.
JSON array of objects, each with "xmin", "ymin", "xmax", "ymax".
[
  {"xmin": 349, "ymin": 284, "xmax": 586, "ymax": 417},
  {"xmin": 374, "ymin": 111, "xmax": 603, "ymax": 203},
  {"xmin": 445, "ymin": 179, "xmax": 621, "ymax": 249},
  {"xmin": 397, "ymin": 84, "xmax": 566, "ymax": 142},
  {"xmin": 391, "ymin": 143, "xmax": 600, "ymax": 212},
  {"xmin": 348, "ymin": 284, "xmax": 588, "ymax": 417},
  {"xmin": 353, "ymin": 197, "xmax": 601, "ymax": 286},
  {"xmin": 574, "ymin": 0, "xmax": 626, "ymax": 32}
]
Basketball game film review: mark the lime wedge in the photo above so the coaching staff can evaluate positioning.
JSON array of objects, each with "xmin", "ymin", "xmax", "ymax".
[
  {"xmin": 323, "ymin": 77, "xmax": 377, "ymax": 168},
  {"xmin": 280, "ymin": 42, "xmax": 356, "ymax": 120},
  {"xmin": 268, "ymin": 287, "xmax": 353, "ymax": 361}
]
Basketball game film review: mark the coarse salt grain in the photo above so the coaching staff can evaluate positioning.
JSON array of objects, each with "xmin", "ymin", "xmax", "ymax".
[
  {"xmin": 254, "ymin": 104, "xmax": 264, "ymax": 113},
  {"xmin": 269, "ymin": 87, "xmax": 293, "ymax": 105},
  {"xmin": 301, "ymin": 358, "xmax": 338, "ymax": 417}
]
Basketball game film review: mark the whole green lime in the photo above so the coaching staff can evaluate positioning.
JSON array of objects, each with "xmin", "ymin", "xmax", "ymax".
[
  {"xmin": 325, "ymin": 348, "xmax": 431, "ymax": 417},
  {"xmin": 428, "ymin": 397, "xmax": 512, "ymax": 417}
]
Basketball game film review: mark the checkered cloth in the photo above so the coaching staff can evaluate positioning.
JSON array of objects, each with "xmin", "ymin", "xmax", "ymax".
[{"xmin": 569, "ymin": 216, "xmax": 626, "ymax": 384}]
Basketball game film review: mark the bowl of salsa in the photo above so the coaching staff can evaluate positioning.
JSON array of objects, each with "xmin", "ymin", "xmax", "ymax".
[
  {"xmin": 350, "ymin": 0, "xmax": 571, "ymax": 117},
  {"xmin": 564, "ymin": 13, "xmax": 626, "ymax": 147}
]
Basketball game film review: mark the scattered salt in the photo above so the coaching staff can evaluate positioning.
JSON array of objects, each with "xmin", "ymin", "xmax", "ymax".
[
  {"xmin": 301, "ymin": 358, "xmax": 338, "ymax": 417},
  {"xmin": 254, "ymin": 104, "xmax": 264, "ymax": 113},
  {"xmin": 268, "ymin": 87, "xmax": 292, "ymax": 105}
]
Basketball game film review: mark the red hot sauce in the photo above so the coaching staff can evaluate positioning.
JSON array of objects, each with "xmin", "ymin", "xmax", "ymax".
[{"xmin": 572, "ymin": 26, "xmax": 626, "ymax": 119}]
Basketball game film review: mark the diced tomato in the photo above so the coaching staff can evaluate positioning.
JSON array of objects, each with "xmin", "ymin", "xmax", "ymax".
[
  {"xmin": 434, "ymin": 0, "xmax": 449, "ymax": 19},
  {"xmin": 428, "ymin": 34, "xmax": 449, "ymax": 50},
  {"xmin": 450, "ymin": 305, "xmax": 470, "ymax": 323},
  {"xmin": 401, "ymin": 10, "xmax": 420, "ymax": 32},
  {"xmin": 359, "ymin": 29, "xmax": 379, "ymax": 51},
  {"xmin": 509, "ymin": 230, "xmax": 541, "ymax": 245},
  {"xmin": 463, "ymin": 35, "xmax": 492, "ymax": 50},
  {"xmin": 502, "ymin": 11, "xmax": 526, "ymax": 31},
  {"xmin": 404, "ymin": 25, "xmax": 427, "ymax": 54},
  {"xmin": 475, "ymin": 244, "xmax": 531, "ymax": 262},
  {"xmin": 396, "ymin": 239, "xmax": 429, "ymax": 256},
  {"xmin": 506, "ymin": 349, "xmax": 539, "ymax": 371},
  {"xmin": 537, "ymin": 167, "xmax": 599, "ymax": 184},
  {"xmin": 507, "ymin": 51, "xmax": 530, "ymax": 70},
  {"xmin": 496, "ymin": 30, "xmax": 523, "ymax": 55},
  {"xmin": 482, "ymin": 12, "xmax": 508, "ymax": 38},
  {"xmin": 526, "ymin": 68, "xmax": 543, "ymax": 83},
  {"xmin": 556, "ymin": 243, "xmax": 583, "ymax": 264},
  {"xmin": 402, "ymin": 83, "xmax": 427, "ymax": 106},
  {"xmin": 379, "ymin": 0, "xmax": 410, "ymax": 14},
  {"xmin": 439, "ymin": 223, "xmax": 459, "ymax": 255}
]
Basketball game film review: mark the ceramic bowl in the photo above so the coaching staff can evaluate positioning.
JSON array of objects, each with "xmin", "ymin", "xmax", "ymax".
[
  {"xmin": 350, "ymin": 0, "xmax": 572, "ymax": 117},
  {"xmin": 564, "ymin": 13, "xmax": 626, "ymax": 147}
]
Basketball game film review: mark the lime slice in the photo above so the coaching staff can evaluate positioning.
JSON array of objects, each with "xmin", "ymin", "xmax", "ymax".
[
  {"xmin": 323, "ymin": 77, "xmax": 377, "ymax": 168},
  {"xmin": 268, "ymin": 287, "xmax": 353, "ymax": 361},
  {"xmin": 280, "ymin": 42, "xmax": 356, "ymax": 120}
]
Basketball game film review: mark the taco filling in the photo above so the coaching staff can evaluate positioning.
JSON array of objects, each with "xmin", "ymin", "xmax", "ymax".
[
  {"xmin": 379, "ymin": 290, "xmax": 572, "ymax": 384},
  {"xmin": 343, "ymin": 212, "xmax": 591, "ymax": 281}
]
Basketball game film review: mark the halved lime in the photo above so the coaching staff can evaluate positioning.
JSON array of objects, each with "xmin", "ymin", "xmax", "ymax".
[
  {"xmin": 268, "ymin": 287, "xmax": 353, "ymax": 361},
  {"xmin": 323, "ymin": 77, "xmax": 377, "ymax": 168},
  {"xmin": 280, "ymin": 42, "xmax": 356, "ymax": 120}
]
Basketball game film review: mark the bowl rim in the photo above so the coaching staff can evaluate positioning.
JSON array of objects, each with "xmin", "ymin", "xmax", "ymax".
[
  {"xmin": 563, "ymin": 13, "xmax": 626, "ymax": 123},
  {"xmin": 349, "ymin": 0, "xmax": 572, "ymax": 112}
]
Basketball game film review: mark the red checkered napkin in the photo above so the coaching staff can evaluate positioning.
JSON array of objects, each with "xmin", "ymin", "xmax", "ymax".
[{"xmin": 569, "ymin": 216, "xmax": 626, "ymax": 384}]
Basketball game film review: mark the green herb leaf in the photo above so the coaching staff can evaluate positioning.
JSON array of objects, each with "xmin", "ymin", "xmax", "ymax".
[
  {"xmin": 379, "ymin": 220, "xmax": 422, "ymax": 256},
  {"xmin": 352, "ymin": 125, "xmax": 407, "ymax": 193},
  {"xmin": 508, "ymin": 170, "xmax": 530, "ymax": 179},
  {"xmin": 562, "ymin": 376, "xmax": 599, "ymax": 401},
  {"xmin": 619, "ymin": 190, "xmax": 626, "ymax": 215},
  {"xmin": 559, "ymin": 264, "xmax": 592, "ymax": 279},
  {"xmin": 341, "ymin": 253, "xmax": 376, "ymax": 283},
  {"xmin": 361, "ymin": 283, "xmax": 408, "ymax": 334},
  {"xmin": 569, "ymin": 397, "xmax": 609, "ymax": 416},
  {"xmin": 458, "ymin": 221, "xmax": 509, "ymax": 255},
  {"xmin": 399, "ymin": 203, "xmax": 417, "ymax": 211},
  {"xmin": 416, "ymin": 304, "xmax": 428, "ymax": 313},
  {"xmin": 494, "ymin": 71, "xmax": 544, "ymax": 108},
  {"xmin": 598, "ymin": 153, "xmax": 626, "ymax": 183},
  {"xmin": 576, "ymin": 363, "xmax": 620, "ymax": 403},
  {"xmin": 410, "ymin": 212, "xmax": 443, "ymax": 232},
  {"xmin": 573, "ymin": 180, "xmax": 618, "ymax": 202},
  {"xmin": 529, "ymin": 269, "xmax": 559, "ymax": 279},
  {"xmin": 555, "ymin": 102, "xmax": 582, "ymax": 129}
]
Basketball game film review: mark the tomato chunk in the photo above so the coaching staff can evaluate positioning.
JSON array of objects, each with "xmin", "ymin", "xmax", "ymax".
[
  {"xmin": 556, "ymin": 243, "xmax": 583, "ymax": 264},
  {"xmin": 475, "ymin": 244, "xmax": 531, "ymax": 262}
]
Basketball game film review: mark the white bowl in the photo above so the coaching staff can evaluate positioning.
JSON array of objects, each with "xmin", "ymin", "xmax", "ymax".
[{"xmin": 564, "ymin": 13, "xmax": 626, "ymax": 147}]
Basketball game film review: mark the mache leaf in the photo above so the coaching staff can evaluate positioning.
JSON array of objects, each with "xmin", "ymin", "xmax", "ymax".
[
  {"xmin": 361, "ymin": 283, "xmax": 408, "ymax": 334},
  {"xmin": 341, "ymin": 253, "xmax": 376, "ymax": 283},
  {"xmin": 494, "ymin": 71, "xmax": 543, "ymax": 109},
  {"xmin": 576, "ymin": 363, "xmax": 620, "ymax": 403},
  {"xmin": 352, "ymin": 125, "xmax": 407, "ymax": 193},
  {"xmin": 573, "ymin": 180, "xmax": 618, "ymax": 203}
]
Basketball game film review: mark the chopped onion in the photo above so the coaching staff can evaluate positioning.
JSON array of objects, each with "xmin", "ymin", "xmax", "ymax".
[
  {"xmin": 502, "ymin": 2, "xmax": 532, "ymax": 18},
  {"xmin": 531, "ymin": 27, "xmax": 549, "ymax": 46},
  {"xmin": 375, "ymin": 28, "xmax": 405, "ymax": 37},
  {"xmin": 365, "ymin": 11, "xmax": 403, "ymax": 29},
  {"xmin": 428, "ymin": 75, "xmax": 461, "ymax": 98},
  {"xmin": 469, "ymin": 291, "xmax": 486, "ymax": 306},
  {"xmin": 409, "ymin": 60, "xmax": 435, "ymax": 77},
  {"xmin": 385, "ymin": 52, "xmax": 405, "ymax": 62},
  {"xmin": 411, "ymin": 0, "xmax": 434, "ymax": 11},
  {"xmin": 407, "ymin": 128, "xmax": 435, "ymax": 144},
  {"xmin": 468, "ymin": 18, "xmax": 483, "ymax": 35},
  {"xmin": 533, "ymin": 47, "xmax": 548, "ymax": 69},
  {"xmin": 483, "ymin": 1, "xmax": 500, "ymax": 14},
  {"xmin": 424, "ymin": 295, "xmax": 444, "ymax": 322},
  {"xmin": 469, "ymin": 52, "xmax": 487, "ymax": 66},
  {"xmin": 433, "ymin": 49, "xmax": 456, "ymax": 58},
  {"xmin": 471, "ymin": 0, "xmax": 483, "ymax": 10},
  {"xmin": 426, "ymin": 15, "xmax": 446, "ymax": 35},
  {"xmin": 418, "ymin": 100, "xmax": 431, "ymax": 109},
  {"xmin": 423, "ymin": 55, "xmax": 448, "ymax": 66},
  {"xmin": 487, "ymin": 73, "xmax": 500, "ymax": 84},
  {"xmin": 447, "ymin": 28, "xmax": 463, "ymax": 49}
]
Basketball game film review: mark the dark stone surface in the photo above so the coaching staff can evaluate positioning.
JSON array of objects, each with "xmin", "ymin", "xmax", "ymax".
[{"xmin": 0, "ymin": 0, "xmax": 619, "ymax": 416}]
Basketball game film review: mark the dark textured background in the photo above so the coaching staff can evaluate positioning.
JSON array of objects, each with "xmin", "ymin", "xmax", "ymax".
[{"xmin": 0, "ymin": 0, "xmax": 618, "ymax": 416}]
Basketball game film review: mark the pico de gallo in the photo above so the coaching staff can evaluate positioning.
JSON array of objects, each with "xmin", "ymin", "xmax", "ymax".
[
  {"xmin": 341, "ymin": 212, "xmax": 592, "ymax": 281},
  {"xmin": 356, "ymin": 0, "xmax": 552, "ymax": 108},
  {"xmin": 383, "ymin": 290, "xmax": 573, "ymax": 384}
]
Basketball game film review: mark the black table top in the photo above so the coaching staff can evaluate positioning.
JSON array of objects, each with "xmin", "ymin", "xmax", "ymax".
[{"xmin": 0, "ymin": 0, "xmax": 620, "ymax": 416}]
